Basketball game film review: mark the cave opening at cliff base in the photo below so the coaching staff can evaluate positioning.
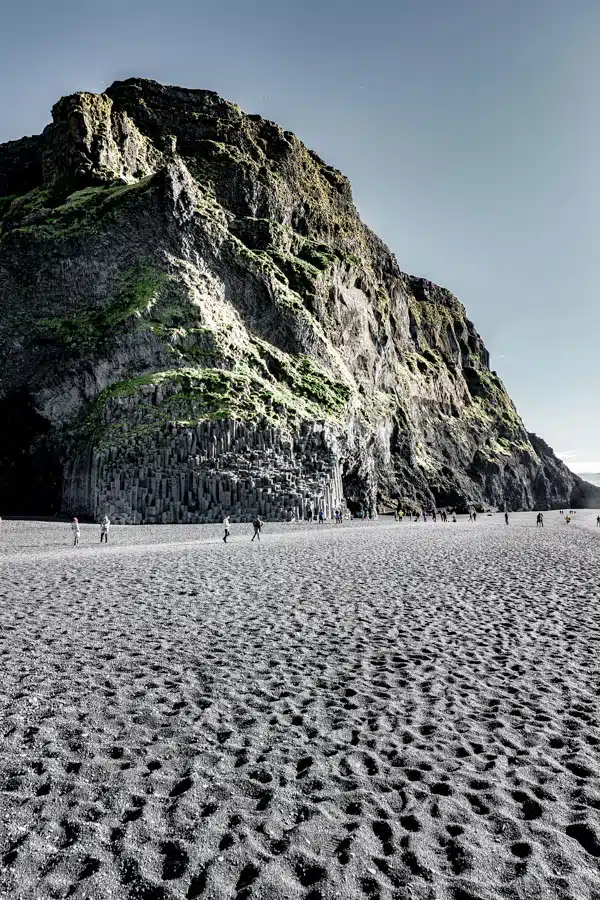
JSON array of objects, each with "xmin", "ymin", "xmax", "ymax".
[{"xmin": 0, "ymin": 389, "xmax": 63, "ymax": 516}]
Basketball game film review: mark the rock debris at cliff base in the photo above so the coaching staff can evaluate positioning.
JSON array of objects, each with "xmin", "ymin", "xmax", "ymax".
[
  {"xmin": 1, "ymin": 513, "xmax": 600, "ymax": 900},
  {"xmin": 1, "ymin": 77, "xmax": 598, "ymax": 517}
]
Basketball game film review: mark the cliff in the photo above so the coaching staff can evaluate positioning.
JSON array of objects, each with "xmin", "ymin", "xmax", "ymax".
[{"xmin": 0, "ymin": 78, "xmax": 597, "ymax": 521}]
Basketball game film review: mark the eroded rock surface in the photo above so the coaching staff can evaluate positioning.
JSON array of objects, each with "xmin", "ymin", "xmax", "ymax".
[{"xmin": 0, "ymin": 78, "xmax": 596, "ymax": 520}]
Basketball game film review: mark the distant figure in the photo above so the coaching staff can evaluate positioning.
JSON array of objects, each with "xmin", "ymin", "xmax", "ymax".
[
  {"xmin": 452, "ymin": 513, "xmax": 457, "ymax": 523},
  {"xmin": 252, "ymin": 517, "xmax": 263, "ymax": 541},
  {"xmin": 536, "ymin": 512, "xmax": 544, "ymax": 528},
  {"xmin": 565, "ymin": 515, "xmax": 571, "ymax": 524},
  {"xmin": 223, "ymin": 515, "xmax": 230, "ymax": 543},
  {"xmin": 596, "ymin": 515, "xmax": 600, "ymax": 527},
  {"xmin": 423, "ymin": 511, "xmax": 427, "ymax": 523},
  {"xmin": 504, "ymin": 512, "xmax": 509, "ymax": 525},
  {"xmin": 469, "ymin": 511, "xmax": 473, "ymax": 521},
  {"xmin": 473, "ymin": 511, "xmax": 477, "ymax": 522},
  {"xmin": 432, "ymin": 509, "xmax": 437, "ymax": 522},
  {"xmin": 100, "ymin": 515, "xmax": 110, "ymax": 543},
  {"xmin": 393, "ymin": 510, "xmax": 398, "ymax": 521},
  {"xmin": 399, "ymin": 509, "xmax": 405, "ymax": 523},
  {"xmin": 306, "ymin": 503, "xmax": 313, "ymax": 523},
  {"xmin": 318, "ymin": 509, "xmax": 324, "ymax": 524},
  {"xmin": 72, "ymin": 517, "xmax": 80, "ymax": 547}
]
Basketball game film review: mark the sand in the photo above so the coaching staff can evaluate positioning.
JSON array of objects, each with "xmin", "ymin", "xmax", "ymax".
[{"xmin": 1, "ymin": 511, "xmax": 599, "ymax": 900}]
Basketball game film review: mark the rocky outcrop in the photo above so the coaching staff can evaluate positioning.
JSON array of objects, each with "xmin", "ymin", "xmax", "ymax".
[{"xmin": 0, "ymin": 78, "xmax": 597, "ymax": 521}]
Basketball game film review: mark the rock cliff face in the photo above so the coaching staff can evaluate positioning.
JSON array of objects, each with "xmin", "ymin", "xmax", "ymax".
[{"xmin": 0, "ymin": 78, "xmax": 597, "ymax": 521}]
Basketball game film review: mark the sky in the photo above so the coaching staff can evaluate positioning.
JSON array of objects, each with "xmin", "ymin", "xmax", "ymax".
[{"xmin": 1, "ymin": 0, "xmax": 598, "ymax": 472}]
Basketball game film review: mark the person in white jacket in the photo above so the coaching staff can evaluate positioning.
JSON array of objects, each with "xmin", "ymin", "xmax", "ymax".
[
  {"xmin": 72, "ymin": 517, "xmax": 80, "ymax": 547},
  {"xmin": 100, "ymin": 515, "xmax": 110, "ymax": 543}
]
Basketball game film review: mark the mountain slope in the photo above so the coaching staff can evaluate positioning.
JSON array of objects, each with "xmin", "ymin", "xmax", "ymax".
[{"xmin": 0, "ymin": 78, "xmax": 597, "ymax": 521}]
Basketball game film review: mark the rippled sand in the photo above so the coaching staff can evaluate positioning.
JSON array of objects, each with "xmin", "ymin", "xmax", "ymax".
[{"xmin": 1, "ymin": 512, "xmax": 599, "ymax": 900}]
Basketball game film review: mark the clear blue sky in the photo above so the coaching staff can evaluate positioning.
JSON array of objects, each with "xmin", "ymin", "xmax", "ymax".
[{"xmin": 2, "ymin": 0, "xmax": 598, "ymax": 471}]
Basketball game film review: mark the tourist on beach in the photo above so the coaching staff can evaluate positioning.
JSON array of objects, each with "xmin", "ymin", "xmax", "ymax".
[
  {"xmin": 452, "ymin": 513, "xmax": 457, "ymax": 523},
  {"xmin": 223, "ymin": 515, "xmax": 230, "ymax": 543},
  {"xmin": 399, "ymin": 509, "xmax": 405, "ymax": 522},
  {"xmin": 596, "ymin": 515, "xmax": 600, "ymax": 527},
  {"xmin": 504, "ymin": 511, "xmax": 509, "ymax": 525},
  {"xmin": 536, "ymin": 512, "xmax": 544, "ymax": 528},
  {"xmin": 473, "ymin": 511, "xmax": 477, "ymax": 522},
  {"xmin": 100, "ymin": 515, "xmax": 110, "ymax": 543},
  {"xmin": 565, "ymin": 514, "xmax": 571, "ymax": 524},
  {"xmin": 432, "ymin": 509, "xmax": 437, "ymax": 522},
  {"xmin": 306, "ymin": 502, "xmax": 313, "ymax": 523},
  {"xmin": 72, "ymin": 517, "xmax": 80, "ymax": 547},
  {"xmin": 251, "ymin": 517, "xmax": 263, "ymax": 541},
  {"xmin": 318, "ymin": 509, "xmax": 325, "ymax": 524}
]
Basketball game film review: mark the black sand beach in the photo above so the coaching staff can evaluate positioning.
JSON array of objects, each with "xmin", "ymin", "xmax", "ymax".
[{"xmin": 1, "ymin": 513, "xmax": 599, "ymax": 900}]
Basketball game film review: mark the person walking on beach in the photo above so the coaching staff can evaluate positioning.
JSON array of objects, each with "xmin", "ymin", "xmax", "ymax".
[
  {"xmin": 72, "ymin": 517, "xmax": 80, "ymax": 547},
  {"xmin": 536, "ymin": 512, "xmax": 544, "ymax": 528},
  {"xmin": 504, "ymin": 511, "xmax": 509, "ymax": 525},
  {"xmin": 100, "ymin": 515, "xmax": 110, "ymax": 543},
  {"xmin": 473, "ymin": 511, "xmax": 477, "ymax": 522},
  {"xmin": 223, "ymin": 515, "xmax": 230, "ymax": 543},
  {"xmin": 318, "ymin": 509, "xmax": 325, "ymax": 524},
  {"xmin": 596, "ymin": 515, "xmax": 600, "ymax": 527},
  {"xmin": 251, "ymin": 517, "xmax": 263, "ymax": 541}
]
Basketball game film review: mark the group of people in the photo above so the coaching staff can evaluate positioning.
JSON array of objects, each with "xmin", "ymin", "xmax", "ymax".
[
  {"xmin": 69, "ymin": 505, "xmax": 598, "ymax": 548},
  {"xmin": 223, "ymin": 516, "xmax": 263, "ymax": 543},
  {"xmin": 71, "ymin": 515, "xmax": 110, "ymax": 546},
  {"xmin": 304, "ymin": 504, "xmax": 349, "ymax": 523},
  {"xmin": 395, "ymin": 508, "xmax": 456, "ymax": 523}
]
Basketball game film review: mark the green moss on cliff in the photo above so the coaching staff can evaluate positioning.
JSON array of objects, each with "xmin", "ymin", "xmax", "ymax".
[
  {"xmin": 36, "ymin": 266, "xmax": 163, "ymax": 352},
  {"xmin": 250, "ymin": 339, "xmax": 351, "ymax": 414},
  {"xmin": 79, "ymin": 343, "xmax": 352, "ymax": 449},
  {"xmin": 0, "ymin": 177, "xmax": 154, "ymax": 242},
  {"xmin": 0, "ymin": 194, "xmax": 18, "ymax": 221},
  {"xmin": 376, "ymin": 287, "xmax": 390, "ymax": 318},
  {"xmin": 297, "ymin": 240, "xmax": 336, "ymax": 272},
  {"xmin": 265, "ymin": 248, "xmax": 322, "ymax": 298}
]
